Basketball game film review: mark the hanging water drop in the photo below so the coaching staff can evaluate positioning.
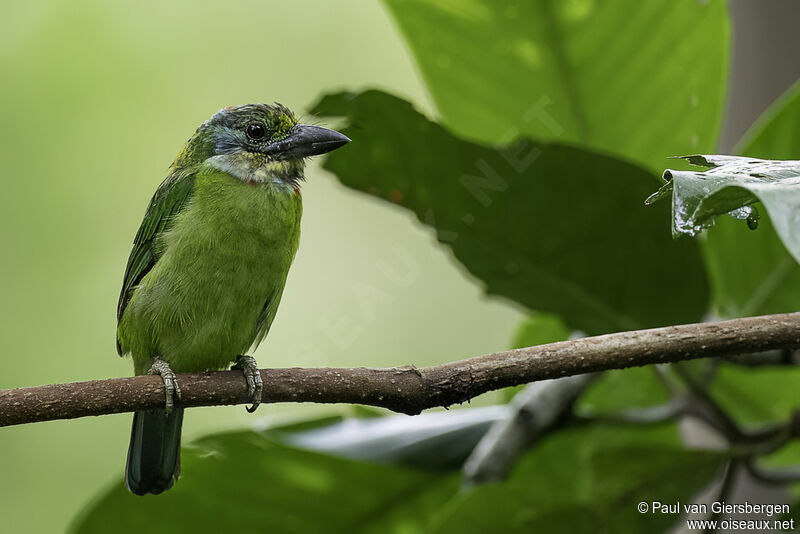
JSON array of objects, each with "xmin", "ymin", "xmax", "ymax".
[{"xmin": 746, "ymin": 206, "xmax": 760, "ymax": 230}]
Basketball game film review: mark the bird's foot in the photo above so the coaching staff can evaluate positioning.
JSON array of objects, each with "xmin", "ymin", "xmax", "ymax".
[
  {"xmin": 232, "ymin": 355, "xmax": 262, "ymax": 413},
  {"xmin": 147, "ymin": 357, "xmax": 182, "ymax": 412}
]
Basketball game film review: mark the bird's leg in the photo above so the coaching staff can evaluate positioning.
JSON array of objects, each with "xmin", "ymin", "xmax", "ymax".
[
  {"xmin": 147, "ymin": 357, "xmax": 182, "ymax": 412},
  {"xmin": 232, "ymin": 355, "xmax": 263, "ymax": 413}
]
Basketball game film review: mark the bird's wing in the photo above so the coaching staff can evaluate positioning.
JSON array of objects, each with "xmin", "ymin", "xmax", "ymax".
[
  {"xmin": 251, "ymin": 285, "xmax": 287, "ymax": 351},
  {"xmin": 116, "ymin": 169, "xmax": 197, "ymax": 353}
]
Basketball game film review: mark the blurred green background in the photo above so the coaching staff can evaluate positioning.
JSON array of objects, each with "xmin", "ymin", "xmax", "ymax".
[
  {"xmin": 7, "ymin": 1, "xmax": 800, "ymax": 532},
  {"xmin": 0, "ymin": 2, "xmax": 522, "ymax": 532}
]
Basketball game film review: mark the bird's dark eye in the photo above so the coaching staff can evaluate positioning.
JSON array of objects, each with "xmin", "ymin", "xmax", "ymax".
[{"xmin": 245, "ymin": 123, "xmax": 266, "ymax": 140}]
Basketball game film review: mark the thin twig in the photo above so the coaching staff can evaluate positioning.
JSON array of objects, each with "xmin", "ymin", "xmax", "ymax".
[
  {"xmin": 745, "ymin": 459, "xmax": 800, "ymax": 484},
  {"xmin": 578, "ymin": 398, "xmax": 686, "ymax": 425},
  {"xmin": 2, "ymin": 312, "xmax": 800, "ymax": 427},
  {"xmin": 723, "ymin": 348, "xmax": 799, "ymax": 367},
  {"xmin": 673, "ymin": 363, "xmax": 749, "ymax": 442},
  {"xmin": 702, "ymin": 459, "xmax": 740, "ymax": 534}
]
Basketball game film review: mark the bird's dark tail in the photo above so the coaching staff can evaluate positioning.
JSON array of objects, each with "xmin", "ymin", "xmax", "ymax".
[{"xmin": 125, "ymin": 408, "xmax": 184, "ymax": 495}]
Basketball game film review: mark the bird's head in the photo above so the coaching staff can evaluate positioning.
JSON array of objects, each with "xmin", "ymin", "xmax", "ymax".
[{"xmin": 173, "ymin": 103, "xmax": 349, "ymax": 188}]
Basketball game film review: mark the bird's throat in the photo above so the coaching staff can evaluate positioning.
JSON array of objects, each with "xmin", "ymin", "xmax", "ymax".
[{"xmin": 206, "ymin": 152, "xmax": 305, "ymax": 188}]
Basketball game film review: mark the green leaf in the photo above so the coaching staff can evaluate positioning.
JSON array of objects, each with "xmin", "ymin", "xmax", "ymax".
[
  {"xmin": 434, "ymin": 425, "xmax": 721, "ymax": 533},
  {"xmin": 383, "ymin": 0, "xmax": 729, "ymax": 172},
  {"xmin": 709, "ymin": 363, "xmax": 800, "ymax": 472},
  {"xmin": 781, "ymin": 496, "xmax": 800, "ymax": 528},
  {"xmin": 709, "ymin": 364, "xmax": 800, "ymax": 425},
  {"xmin": 736, "ymin": 79, "xmax": 800, "ymax": 159},
  {"xmin": 73, "ymin": 425, "xmax": 720, "ymax": 534},
  {"xmin": 763, "ymin": 441, "xmax": 800, "ymax": 469},
  {"xmin": 312, "ymin": 90, "xmax": 708, "ymax": 335},
  {"xmin": 577, "ymin": 367, "xmax": 670, "ymax": 414},
  {"xmin": 651, "ymin": 155, "xmax": 800, "ymax": 264},
  {"xmin": 703, "ymin": 80, "xmax": 800, "ymax": 317},
  {"xmin": 511, "ymin": 313, "xmax": 570, "ymax": 349},
  {"xmin": 71, "ymin": 431, "xmax": 458, "ymax": 534},
  {"xmin": 702, "ymin": 211, "xmax": 800, "ymax": 317}
]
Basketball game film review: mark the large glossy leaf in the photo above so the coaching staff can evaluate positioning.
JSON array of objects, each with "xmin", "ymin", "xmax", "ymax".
[
  {"xmin": 510, "ymin": 313, "xmax": 570, "ymax": 349},
  {"xmin": 73, "ymin": 424, "xmax": 719, "ymax": 534},
  {"xmin": 71, "ymin": 431, "xmax": 459, "ymax": 534},
  {"xmin": 648, "ymin": 155, "xmax": 800, "ymax": 263},
  {"xmin": 433, "ymin": 425, "xmax": 721, "ymax": 533},
  {"xmin": 312, "ymin": 90, "xmax": 708, "ymax": 334},
  {"xmin": 383, "ymin": 0, "xmax": 729, "ymax": 172},
  {"xmin": 704, "ymin": 80, "xmax": 800, "ymax": 317}
]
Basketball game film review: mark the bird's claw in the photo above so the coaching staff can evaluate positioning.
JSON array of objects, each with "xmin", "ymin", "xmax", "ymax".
[
  {"xmin": 233, "ymin": 355, "xmax": 262, "ymax": 413},
  {"xmin": 147, "ymin": 357, "xmax": 182, "ymax": 412}
]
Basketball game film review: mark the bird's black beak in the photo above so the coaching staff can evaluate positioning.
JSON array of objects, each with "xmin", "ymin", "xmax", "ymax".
[{"xmin": 267, "ymin": 125, "xmax": 350, "ymax": 158}]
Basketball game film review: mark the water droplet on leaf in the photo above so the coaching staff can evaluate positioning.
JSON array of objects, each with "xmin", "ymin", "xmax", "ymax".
[{"xmin": 746, "ymin": 207, "xmax": 760, "ymax": 230}]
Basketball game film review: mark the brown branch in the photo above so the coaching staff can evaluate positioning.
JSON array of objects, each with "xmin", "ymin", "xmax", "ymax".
[{"xmin": 2, "ymin": 312, "xmax": 800, "ymax": 427}]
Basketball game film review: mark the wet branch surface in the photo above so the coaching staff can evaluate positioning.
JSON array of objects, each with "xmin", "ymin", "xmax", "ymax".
[{"xmin": 2, "ymin": 312, "xmax": 800, "ymax": 427}]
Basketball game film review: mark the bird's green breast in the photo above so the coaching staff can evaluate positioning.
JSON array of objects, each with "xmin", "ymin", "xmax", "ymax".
[{"xmin": 118, "ymin": 166, "xmax": 302, "ymax": 374}]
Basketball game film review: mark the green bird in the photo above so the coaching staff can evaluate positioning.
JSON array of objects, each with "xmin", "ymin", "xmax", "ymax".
[{"xmin": 116, "ymin": 103, "xmax": 349, "ymax": 495}]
